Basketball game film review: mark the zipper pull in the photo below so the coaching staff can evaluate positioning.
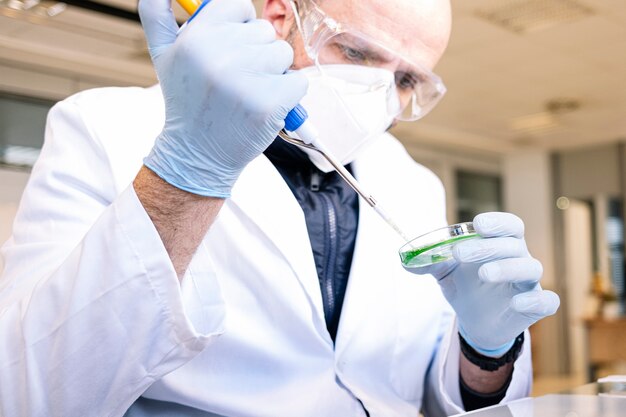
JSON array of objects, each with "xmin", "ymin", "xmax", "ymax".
[{"xmin": 310, "ymin": 171, "xmax": 321, "ymax": 192}]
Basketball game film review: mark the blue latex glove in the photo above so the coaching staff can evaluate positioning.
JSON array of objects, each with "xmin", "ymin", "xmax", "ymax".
[
  {"xmin": 138, "ymin": 0, "xmax": 307, "ymax": 197},
  {"xmin": 407, "ymin": 212, "xmax": 560, "ymax": 357}
]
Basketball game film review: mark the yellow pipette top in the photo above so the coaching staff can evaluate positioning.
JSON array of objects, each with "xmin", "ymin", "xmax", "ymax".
[{"xmin": 177, "ymin": 0, "xmax": 203, "ymax": 15}]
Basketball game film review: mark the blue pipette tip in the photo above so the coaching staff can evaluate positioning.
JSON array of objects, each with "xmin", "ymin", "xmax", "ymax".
[{"xmin": 284, "ymin": 104, "xmax": 308, "ymax": 132}]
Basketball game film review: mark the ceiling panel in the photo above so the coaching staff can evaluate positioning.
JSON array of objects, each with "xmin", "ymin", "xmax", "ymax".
[
  {"xmin": 581, "ymin": 38, "xmax": 626, "ymax": 71},
  {"xmin": 54, "ymin": 8, "xmax": 144, "ymax": 38},
  {"xmin": 0, "ymin": 15, "xmax": 31, "ymax": 35},
  {"xmin": 394, "ymin": 0, "xmax": 626, "ymax": 153},
  {"xmin": 12, "ymin": 25, "xmax": 141, "ymax": 58},
  {"xmin": 444, "ymin": 16, "xmax": 511, "ymax": 54},
  {"xmin": 525, "ymin": 15, "xmax": 626, "ymax": 54},
  {"xmin": 0, "ymin": 6, "xmax": 145, "ymax": 53}
]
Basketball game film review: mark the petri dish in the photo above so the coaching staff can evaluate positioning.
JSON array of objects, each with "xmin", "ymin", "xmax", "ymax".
[{"xmin": 399, "ymin": 222, "xmax": 480, "ymax": 268}]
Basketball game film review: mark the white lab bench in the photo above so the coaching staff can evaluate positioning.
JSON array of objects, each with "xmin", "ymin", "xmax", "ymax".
[{"xmin": 453, "ymin": 382, "xmax": 626, "ymax": 416}]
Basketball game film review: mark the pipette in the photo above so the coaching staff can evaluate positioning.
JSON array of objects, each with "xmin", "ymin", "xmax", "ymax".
[
  {"xmin": 280, "ymin": 109, "xmax": 411, "ymax": 242},
  {"xmin": 177, "ymin": 0, "xmax": 204, "ymax": 15},
  {"xmin": 175, "ymin": 0, "xmax": 411, "ymax": 242}
]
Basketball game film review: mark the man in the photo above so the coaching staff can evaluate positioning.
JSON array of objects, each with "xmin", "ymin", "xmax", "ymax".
[{"xmin": 0, "ymin": 0, "xmax": 559, "ymax": 415}]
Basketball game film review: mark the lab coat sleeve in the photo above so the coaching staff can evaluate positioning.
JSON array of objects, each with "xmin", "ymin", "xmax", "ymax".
[
  {"xmin": 422, "ymin": 317, "xmax": 532, "ymax": 417},
  {"xmin": 0, "ymin": 96, "xmax": 224, "ymax": 417}
]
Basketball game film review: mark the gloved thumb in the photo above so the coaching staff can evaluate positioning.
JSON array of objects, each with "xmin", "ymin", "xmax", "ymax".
[
  {"xmin": 511, "ymin": 289, "xmax": 560, "ymax": 319},
  {"xmin": 138, "ymin": 0, "xmax": 180, "ymax": 59}
]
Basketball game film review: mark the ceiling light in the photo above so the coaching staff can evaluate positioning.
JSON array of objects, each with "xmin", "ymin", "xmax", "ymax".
[
  {"xmin": 476, "ymin": 0, "xmax": 594, "ymax": 34},
  {"xmin": 6, "ymin": 0, "xmax": 38, "ymax": 9},
  {"xmin": 510, "ymin": 96, "xmax": 582, "ymax": 135},
  {"xmin": 4, "ymin": 0, "xmax": 37, "ymax": 10},
  {"xmin": 44, "ymin": 2, "xmax": 64, "ymax": 16},
  {"xmin": 511, "ymin": 112, "xmax": 560, "ymax": 134},
  {"xmin": 0, "ymin": 0, "xmax": 66, "ymax": 17},
  {"xmin": 0, "ymin": 145, "xmax": 41, "ymax": 167},
  {"xmin": 556, "ymin": 196, "xmax": 570, "ymax": 210}
]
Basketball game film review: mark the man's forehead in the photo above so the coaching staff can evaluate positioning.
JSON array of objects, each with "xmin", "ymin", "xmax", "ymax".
[{"xmin": 318, "ymin": 0, "xmax": 451, "ymax": 69}]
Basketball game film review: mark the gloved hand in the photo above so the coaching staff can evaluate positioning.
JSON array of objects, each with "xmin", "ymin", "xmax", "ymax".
[
  {"xmin": 406, "ymin": 212, "xmax": 560, "ymax": 357},
  {"xmin": 138, "ymin": 0, "xmax": 307, "ymax": 197}
]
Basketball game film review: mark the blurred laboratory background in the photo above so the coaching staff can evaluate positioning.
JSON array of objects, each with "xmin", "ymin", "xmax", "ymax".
[{"xmin": 1, "ymin": 0, "xmax": 625, "ymax": 396}]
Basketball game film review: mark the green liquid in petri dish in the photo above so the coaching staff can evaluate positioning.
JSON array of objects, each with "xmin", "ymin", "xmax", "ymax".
[{"xmin": 400, "ymin": 234, "xmax": 479, "ymax": 268}]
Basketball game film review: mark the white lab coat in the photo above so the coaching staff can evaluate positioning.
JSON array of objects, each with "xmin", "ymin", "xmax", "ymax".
[{"xmin": 0, "ymin": 86, "xmax": 532, "ymax": 417}]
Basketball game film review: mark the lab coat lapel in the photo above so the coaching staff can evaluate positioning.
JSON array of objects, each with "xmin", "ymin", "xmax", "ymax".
[
  {"xmin": 228, "ymin": 154, "xmax": 326, "ymax": 324},
  {"xmin": 334, "ymin": 158, "xmax": 404, "ymax": 358}
]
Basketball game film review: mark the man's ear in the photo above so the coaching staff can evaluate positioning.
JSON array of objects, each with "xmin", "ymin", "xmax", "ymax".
[{"xmin": 262, "ymin": 0, "xmax": 295, "ymax": 40}]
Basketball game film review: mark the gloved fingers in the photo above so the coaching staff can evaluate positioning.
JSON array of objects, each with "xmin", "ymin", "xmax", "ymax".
[
  {"xmin": 270, "ymin": 70, "xmax": 309, "ymax": 114},
  {"xmin": 478, "ymin": 257, "xmax": 543, "ymax": 285},
  {"xmin": 245, "ymin": 40, "xmax": 295, "ymax": 74},
  {"xmin": 239, "ymin": 19, "xmax": 278, "ymax": 44},
  {"xmin": 473, "ymin": 212, "xmax": 525, "ymax": 238},
  {"xmin": 511, "ymin": 289, "xmax": 560, "ymax": 320},
  {"xmin": 453, "ymin": 236, "xmax": 529, "ymax": 263},
  {"xmin": 191, "ymin": 0, "xmax": 256, "ymax": 25},
  {"xmin": 138, "ymin": 0, "xmax": 180, "ymax": 58},
  {"xmin": 241, "ymin": 70, "xmax": 308, "ymax": 129}
]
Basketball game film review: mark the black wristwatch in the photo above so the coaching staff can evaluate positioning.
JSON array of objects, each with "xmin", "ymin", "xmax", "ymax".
[{"xmin": 459, "ymin": 333, "xmax": 525, "ymax": 372}]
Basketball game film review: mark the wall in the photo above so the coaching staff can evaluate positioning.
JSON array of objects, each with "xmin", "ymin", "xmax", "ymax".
[
  {"xmin": 558, "ymin": 145, "xmax": 621, "ymax": 200},
  {"xmin": 551, "ymin": 142, "xmax": 626, "ymax": 376},
  {"xmin": 503, "ymin": 150, "xmax": 565, "ymax": 376},
  {"xmin": 404, "ymin": 143, "xmax": 501, "ymax": 224},
  {"xmin": 563, "ymin": 200, "xmax": 594, "ymax": 375},
  {"xmin": 0, "ymin": 62, "xmax": 138, "ymax": 103},
  {"xmin": 503, "ymin": 151, "xmax": 556, "ymax": 289},
  {"xmin": 0, "ymin": 168, "xmax": 30, "ymax": 271}
]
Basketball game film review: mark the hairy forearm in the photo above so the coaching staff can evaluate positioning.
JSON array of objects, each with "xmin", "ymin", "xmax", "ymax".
[
  {"xmin": 133, "ymin": 166, "xmax": 224, "ymax": 279},
  {"xmin": 460, "ymin": 355, "xmax": 513, "ymax": 394}
]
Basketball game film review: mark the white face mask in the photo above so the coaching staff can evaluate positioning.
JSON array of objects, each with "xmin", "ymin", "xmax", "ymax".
[{"xmin": 294, "ymin": 65, "xmax": 396, "ymax": 173}]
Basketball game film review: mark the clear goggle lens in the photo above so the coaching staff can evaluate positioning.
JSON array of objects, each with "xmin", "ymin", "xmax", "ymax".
[{"xmin": 315, "ymin": 32, "xmax": 446, "ymax": 121}]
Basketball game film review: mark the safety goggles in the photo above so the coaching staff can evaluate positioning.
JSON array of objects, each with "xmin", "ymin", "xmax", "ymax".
[{"xmin": 289, "ymin": 0, "xmax": 447, "ymax": 121}]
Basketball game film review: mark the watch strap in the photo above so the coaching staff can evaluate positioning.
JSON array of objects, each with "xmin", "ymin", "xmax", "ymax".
[{"xmin": 459, "ymin": 333, "xmax": 525, "ymax": 371}]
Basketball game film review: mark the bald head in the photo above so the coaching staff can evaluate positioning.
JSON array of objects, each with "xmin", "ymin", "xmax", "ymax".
[{"xmin": 330, "ymin": 0, "xmax": 450, "ymax": 68}]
